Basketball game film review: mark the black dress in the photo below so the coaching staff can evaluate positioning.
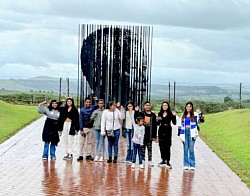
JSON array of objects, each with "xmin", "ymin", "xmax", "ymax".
[
  {"xmin": 158, "ymin": 112, "xmax": 176, "ymax": 162},
  {"xmin": 42, "ymin": 118, "xmax": 60, "ymax": 146}
]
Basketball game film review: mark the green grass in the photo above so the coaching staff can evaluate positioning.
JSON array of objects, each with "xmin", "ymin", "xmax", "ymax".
[
  {"xmin": 0, "ymin": 100, "xmax": 42, "ymax": 144},
  {"xmin": 199, "ymin": 109, "xmax": 250, "ymax": 187}
]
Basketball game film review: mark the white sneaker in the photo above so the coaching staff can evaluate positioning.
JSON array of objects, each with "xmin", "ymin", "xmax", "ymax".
[
  {"xmin": 184, "ymin": 166, "xmax": 189, "ymax": 170},
  {"xmin": 99, "ymin": 156, "xmax": 104, "ymax": 162},
  {"xmin": 149, "ymin": 161, "xmax": 154, "ymax": 166},
  {"xmin": 139, "ymin": 164, "xmax": 144, "ymax": 169},
  {"xmin": 190, "ymin": 167, "xmax": 195, "ymax": 170},
  {"xmin": 131, "ymin": 163, "xmax": 135, "ymax": 168},
  {"xmin": 94, "ymin": 156, "xmax": 99, "ymax": 162}
]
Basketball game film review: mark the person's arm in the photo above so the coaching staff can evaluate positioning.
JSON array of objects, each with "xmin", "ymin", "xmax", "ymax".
[
  {"xmin": 141, "ymin": 126, "xmax": 145, "ymax": 146},
  {"xmin": 79, "ymin": 109, "xmax": 84, "ymax": 131},
  {"xmin": 37, "ymin": 101, "xmax": 47, "ymax": 114},
  {"xmin": 101, "ymin": 110, "xmax": 107, "ymax": 135},
  {"xmin": 171, "ymin": 111, "xmax": 177, "ymax": 125},
  {"xmin": 90, "ymin": 109, "xmax": 98, "ymax": 121},
  {"xmin": 75, "ymin": 109, "xmax": 80, "ymax": 131},
  {"xmin": 152, "ymin": 113, "xmax": 157, "ymax": 139}
]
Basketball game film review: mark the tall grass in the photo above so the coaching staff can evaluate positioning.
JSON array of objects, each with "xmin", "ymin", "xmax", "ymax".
[
  {"xmin": 0, "ymin": 100, "xmax": 42, "ymax": 143},
  {"xmin": 199, "ymin": 109, "xmax": 250, "ymax": 187}
]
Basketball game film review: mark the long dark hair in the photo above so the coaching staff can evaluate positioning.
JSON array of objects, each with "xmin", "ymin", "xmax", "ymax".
[
  {"xmin": 47, "ymin": 100, "xmax": 58, "ymax": 111},
  {"xmin": 65, "ymin": 97, "xmax": 77, "ymax": 111},
  {"xmin": 158, "ymin": 101, "xmax": 171, "ymax": 117},
  {"xmin": 126, "ymin": 101, "xmax": 135, "ymax": 110},
  {"xmin": 181, "ymin": 101, "xmax": 194, "ymax": 122}
]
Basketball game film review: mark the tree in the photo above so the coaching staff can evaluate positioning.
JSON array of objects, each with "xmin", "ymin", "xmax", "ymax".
[{"xmin": 224, "ymin": 96, "xmax": 233, "ymax": 103}]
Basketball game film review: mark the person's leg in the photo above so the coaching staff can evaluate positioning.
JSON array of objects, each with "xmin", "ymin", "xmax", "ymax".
[
  {"xmin": 107, "ymin": 137, "xmax": 113, "ymax": 163},
  {"xmin": 166, "ymin": 136, "xmax": 172, "ymax": 163},
  {"xmin": 101, "ymin": 135, "xmax": 105, "ymax": 156},
  {"xmin": 183, "ymin": 130, "xmax": 190, "ymax": 167},
  {"xmin": 113, "ymin": 129, "xmax": 120, "ymax": 160},
  {"xmin": 132, "ymin": 142, "xmax": 137, "ymax": 163},
  {"xmin": 141, "ymin": 142, "xmax": 146, "ymax": 161},
  {"xmin": 189, "ymin": 137, "xmax": 196, "ymax": 168},
  {"xmin": 78, "ymin": 132, "xmax": 85, "ymax": 157},
  {"xmin": 42, "ymin": 142, "xmax": 49, "ymax": 158},
  {"xmin": 94, "ymin": 130, "xmax": 100, "ymax": 158},
  {"xmin": 68, "ymin": 135, "xmax": 74, "ymax": 158},
  {"xmin": 63, "ymin": 122, "xmax": 69, "ymax": 155},
  {"xmin": 50, "ymin": 143, "xmax": 56, "ymax": 159},
  {"xmin": 138, "ymin": 145, "xmax": 143, "ymax": 165},
  {"xmin": 147, "ymin": 141, "xmax": 153, "ymax": 162},
  {"xmin": 86, "ymin": 128, "xmax": 94, "ymax": 157},
  {"xmin": 126, "ymin": 129, "xmax": 132, "ymax": 162},
  {"xmin": 159, "ymin": 138, "xmax": 165, "ymax": 161}
]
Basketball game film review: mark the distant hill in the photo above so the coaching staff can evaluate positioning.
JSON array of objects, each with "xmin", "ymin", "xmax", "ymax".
[{"xmin": 0, "ymin": 77, "xmax": 248, "ymax": 102}]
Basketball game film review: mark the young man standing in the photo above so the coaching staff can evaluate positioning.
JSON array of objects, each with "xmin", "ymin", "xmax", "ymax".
[
  {"xmin": 135, "ymin": 101, "xmax": 157, "ymax": 166},
  {"xmin": 77, "ymin": 96, "xmax": 98, "ymax": 161}
]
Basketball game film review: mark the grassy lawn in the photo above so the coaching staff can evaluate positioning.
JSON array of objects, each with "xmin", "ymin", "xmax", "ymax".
[
  {"xmin": 0, "ymin": 100, "xmax": 42, "ymax": 144},
  {"xmin": 199, "ymin": 109, "xmax": 250, "ymax": 187}
]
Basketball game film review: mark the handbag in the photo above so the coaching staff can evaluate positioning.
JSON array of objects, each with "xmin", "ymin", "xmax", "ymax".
[{"xmin": 106, "ymin": 111, "xmax": 115, "ymax": 138}]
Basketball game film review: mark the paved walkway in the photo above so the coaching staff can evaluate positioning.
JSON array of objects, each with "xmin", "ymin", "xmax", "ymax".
[{"xmin": 0, "ymin": 116, "xmax": 249, "ymax": 196}]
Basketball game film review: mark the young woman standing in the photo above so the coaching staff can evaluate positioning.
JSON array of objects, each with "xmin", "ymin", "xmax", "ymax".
[
  {"xmin": 157, "ymin": 101, "xmax": 176, "ymax": 168},
  {"xmin": 101, "ymin": 101, "xmax": 125, "ymax": 163},
  {"xmin": 124, "ymin": 102, "xmax": 135, "ymax": 164},
  {"xmin": 38, "ymin": 100, "xmax": 60, "ymax": 160},
  {"xmin": 58, "ymin": 97, "xmax": 79, "ymax": 160},
  {"xmin": 179, "ymin": 102, "xmax": 199, "ymax": 170}
]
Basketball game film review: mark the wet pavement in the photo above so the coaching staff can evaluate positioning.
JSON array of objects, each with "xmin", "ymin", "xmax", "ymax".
[{"xmin": 0, "ymin": 116, "xmax": 250, "ymax": 195}]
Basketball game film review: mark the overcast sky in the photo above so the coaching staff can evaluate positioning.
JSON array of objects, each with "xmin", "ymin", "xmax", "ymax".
[{"xmin": 1, "ymin": 0, "xmax": 250, "ymax": 86}]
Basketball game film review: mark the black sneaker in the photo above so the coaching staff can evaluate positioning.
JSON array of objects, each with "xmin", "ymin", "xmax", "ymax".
[
  {"xmin": 158, "ymin": 160, "xmax": 166, "ymax": 166},
  {"xmin": 63, "ymin": 154, "xmax": 69, "ymax": 160},
  {"xmin": 86, "ymin": 155, "xmax": 94, "ymax": 161},
  {"xmin": 77, "ymin": 156, "xmax": 83, "ymax": 161},
  {"xmin": 166, "ymin": 162, "xmax": 172, "ymax": 169},
  {"xmin": 107, "ymin": 157, "xmax": 112, "ymax": 163}
]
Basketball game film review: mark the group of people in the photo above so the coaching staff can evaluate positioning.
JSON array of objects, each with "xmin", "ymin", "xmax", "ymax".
[{"xmin": 38, "ymin": 97, "xmax": 204, "ymax": 170}]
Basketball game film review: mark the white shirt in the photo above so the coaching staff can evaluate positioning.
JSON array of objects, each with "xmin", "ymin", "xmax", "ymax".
[
  {"xmin": 125, "ymin": 110, "xmax": 135, "ymax": 129},
  {"xmin": 101, "ymin": 108, "xmax": 125, "ymax": 134}
]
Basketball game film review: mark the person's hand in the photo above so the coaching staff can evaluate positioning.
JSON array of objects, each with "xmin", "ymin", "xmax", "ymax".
[
  {"xmin": 172, "ymin": 111, "xmax": 177, "ymax": 116},
  {"xmin": 58, "ymin": 131, "xmax": 62, "ymax": 137},
  {"xmin": 154, "ymin": 137, "xmax": 159, "ymax": 143},
  {"xmin": 158, "ymin": 116, "xmax": 162, "ymax": 121},
  {"xmin": 135, "ymin": 106, "xmax": 140, "ymax": 111},
  {"xmin": 79, "ymin": 130, "xmax": 84, "ymax": 136},
  {"xmin": 116, "ymin": 102, "xmax": 121, "ymax": 107},
  {"xmin": 43, "ymin": 101, "xmax": 47, "ymax": 105},
  {"xmin": 93, "ymin": 96, "xmax": 98, "ymax": 101},
  {"xmin": 61, "ymin": 99, "xmax": 65, "ymax": 102},
  {"xmin": 101, "ymin": 131, "xmax": 106, "ymax": 136}
]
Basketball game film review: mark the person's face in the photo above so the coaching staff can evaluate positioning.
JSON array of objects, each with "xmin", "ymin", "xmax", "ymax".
[
  {"xmin": 162, "ymin": 103, "xmax": 168, "ymax": 111},
  {"xmin": 186, "ymin": 104, "xmax": 192, "ymax": 113},
  {"xmin": 51, "ymin": 102, "xmax": 58, "ymax": 109},
  {"xmin": 127, "ymin": 104, "xmax": 133, "ymax": 111},
  {"xmin": 109, "ymin": 104, "xmax": 116, "ymax": 111},
  {"xmin": 98, "ymin": 101, "xmax": 104, "ymax": 108},
  {"xmin": 67, "ymin": 100, "xmax": 72, "ymax": 107},
  {"xmin": 138, "ymin": 119, "xmax": 144, "ymax": 126},
  {"xmin": 85, "ymin": 99, "xmax": 91, "ymax": 107},
  {"xmin": 144, "ymin": 103, "xmax": 151, "ymax": 111}
]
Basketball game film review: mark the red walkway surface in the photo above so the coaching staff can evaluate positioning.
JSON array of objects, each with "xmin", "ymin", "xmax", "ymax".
[{"xmin": 0, "ymin": 116, "xmax": 250, "ymax": 195}]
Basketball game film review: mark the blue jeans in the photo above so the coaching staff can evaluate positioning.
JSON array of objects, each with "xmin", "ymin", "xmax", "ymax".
[
  {"xmin": 183, "ymin": 128, "xmax": 196, "ymax": 167},
  {"xmin": 132, "ymin": 143, "xmax": 142, "ymax": 164},
  {"xmin": 107, "ymin": 129, "xmax": 120, "ymax": 158},
  {"xmin": 42, "ymin": 142, "xmax": 56, "ymax": 158},
  {"xmin": 94, "ymin": 129, "xmax": 105, "ymax": 157},
  {"xmin": 126, "ymin": 129, "xmax": 134, "ymax": 162}
]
